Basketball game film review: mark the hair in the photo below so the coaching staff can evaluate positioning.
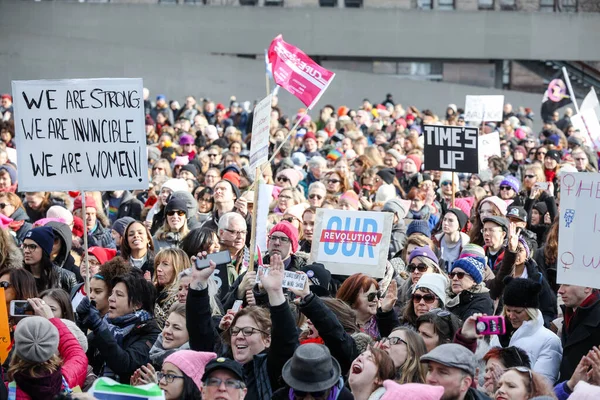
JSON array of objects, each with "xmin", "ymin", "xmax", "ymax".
[
  {"xmin": 402, "ymin": 287, "xmax": 440, "ymax": 327},
  {"xmin": 224, "ymin": 306, "xmax": 271, "ymax": 345},
  {"xmin": 25, "ymin": 192, "xmax": 52, "ymax": 212},
  {"xmin": 195, "ymin": 187, "xmax": 214, "ymax": 202},
  {"xmin": 8, "ymin": 353, "xmax": 62, "ymax": 381},
  {"xmin": 120, "ymin": 221, "xmax": 155, "ymax": 260},
  {"xmin": 506, "ymin": 368, "xmax": 556, "ymax": 398},
  {"xmin": 40, "ymin": 288, "xmax": 75, "ymax": 321},
  {"xmin": 152, "ymin": 159, "xmax": 173, "ymax": 177},
  {"xmin": 224, "ymin": 153, "xmax": 242, "ymax": 168},
  {"xmin": 407, "ymin": 187, "xmax": 426, "ymax": 202},
  {"xmin": 307, "ymin": 156, "xmax": 327, "ymax": 169},
  {"xmin": 276, "ymin": 187, "xmax": 304, "ymax": 207},
  {"xmin": 483, "ymin": 346, "xmax": 531, "ymax": 369},
  {"xmin": 24, "ymin": 251, "xmax": 58, "ymax": 293},
  {"xmin": 0, "ymin": 192, "xmax": 25, "ymax": 214},
  {"xmin": 111, "ymin": 268, "xmax": 157, "ymax": 314},
  {"xmin": 502, "ymin": 307, "xmax": 538, "ymax": 326},
  {"xmin": 153, "ymin": 248, "xmax": 190, "ymax": 290},
  {"xmin": 0, "ymin": 229, "xmax": 19, "ymax": 270},
  {"xmin": 180, "ymin": 227, "xmax": 220, "ymax": 257},
  {"xmin": 415, "ymin": 311, "xmax": 462, "ymax": 348},
  {"xmin": 156, "ymin": 212, "xmax": 190, "ymax": 241},
  {"xmin": 95, "ymin": 257, "xmax": 131, "ymax": 293},
  {"xmin": 353, "ymin": 155, "xmax": 374, "ymax": 177},
  {"xmin": 168, "ymin": 301, "xmax": 186, "ymax": 319},
  {"xmin": 321, "ymin": 297, "xmax": 360, "ymax": 334},
  {"xmin": 401, "ymin": 235, "xmax": 436, "ymax": 262},
  {"xmin": 178, "ymin": 373, "xmax": 202, "ymax": 399},
  {"xmin": 217, "ymin": 212, "xmax": 246, "ymax": 233},
  {"xmin": 0, "ymin": 121, "xmax": 15, "ymax": 138},
  {"xmin": 308, "ymin": 181, "xmax": 326, "ymax": 194},
  {"xmin": 336, "ymin": 273, "xmax": 379, "ymax": 309},
  {"xmin": 0, "ymin": 267, "xmax": 38, "ymax": 302},
  {"xmin": 544, "ymin": 217, "xmax": 559, "ymax": 266},
  {"xmin": 363, "ymin": 147, "xmax": 384, "ymax": 167},
  {"xmin": 367, "ymin": 347, "xmax": 396, "ymax": 385},
  {"xmin": 468, "ymin": 196, "xmax": 504, "ymax": 246},
  {"xmin": 523, "ymin": 163, "xmax": 545, "ymax": 187},
  {"xmin": 487, "ymin": 155, "xmax": 506, "ymax": 174},
  {"xmin": 390, "ymin": 327, "xmax": 428, "ymax": 384}
]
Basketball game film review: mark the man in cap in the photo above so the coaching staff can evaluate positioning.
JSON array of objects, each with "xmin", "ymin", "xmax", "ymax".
[
  {"xmin": 482, "ymin": 216, "xmax": 508, "ymax": 272},
  {"xmin": 421, "ymin": 343, "xmax": 492, "ymax": 400},
  {"xmin": 302, "ymin": 132, "xmax": 321, "ymax": 159},
  {"xmin": 202, "ymin": 357, "xmax": 247, "ymax": 400},
  {"xmin": 150, "ymin": 94, "xmax": 174, "ymax": 125}
]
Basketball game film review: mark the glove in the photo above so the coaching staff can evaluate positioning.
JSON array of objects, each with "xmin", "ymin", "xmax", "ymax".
[
  {"xmin": 76, "ymin": 297, "xmax": 92, "ymax": 319},
  {"xmin": 77, "ymin": 297, "xmax": 105, "ymax": 333}
]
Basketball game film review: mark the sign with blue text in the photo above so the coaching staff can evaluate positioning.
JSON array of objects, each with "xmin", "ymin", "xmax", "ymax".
[
  {"xmin": 12, "ymin": 78, "xmax": 148, "ymax": 191},
  {"xmin": 309, "ymin": 209, "xmax": 392, "ymax": 278}
]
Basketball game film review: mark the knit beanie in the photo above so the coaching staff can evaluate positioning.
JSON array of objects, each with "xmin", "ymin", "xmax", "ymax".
[
  {"xmin": 220, "ymin": 179, "xmax": 241, "ymax": 200},
  {"xmin": 112, "ymin": 216, "xmax": 136, "ymax": 237},
  {"xmin": 381, "ymin": 381, "xmax": 444, "ymax": 400},
  {"xmin": 451, "ymin": 257, "xmax": 485, "ymax": 284},
  {"xmin": 533, "ymin": 202, "xmax": 548, "ymax": 217},
  {"xmin": 181, "ymin": 164, "xmax": 199, "ymax": 177},
  {"xmin": 46, "ymin": 206, "xmax": 73, "ymax": 226},
  {"xmin": 546, "ymin": 149, "xmax": 562, "ymax": 163},
  {"xmin": 407, "ymin": 220, "xmax": 431, "ymax": 238},
  {"xmin": 500, "ymin": 175, "xmax": 520, "ymax": 192},
  {"xmin": 24, "ymin": 226, "xmax": 55, "ymax": 256},
  {"xmin": 269, "ymin": 221, "xmax": 299, "ymax": 254},
  {"xmin": 165, "ymin": 197, "xmax": 189, "ymax": 217},
  {"xmin": 0, "ymin": 165, "xmax": 16, "ymax": 185},
  {"xmin": 14, "ymin": 316, "xmax": 59, "ymax": 363},
  {"xmin": 383, "ymin": 198, "xmax": 410, "ymax": 220},
  {"xmin": 165, "ymin": 351, "xmax": 217, "ymax": 391},
  {"xmin": 479, "ymin": 196, "xmax": 508, "ymax": 216},
  {"xmin": 405, "ymin": 154, "xmax": 423, "ymax": 172},
  {"xmin": 386, "ymin": 149, "xmax": 403, "ymax": 163},
  {"xmin": 351, "ymin": 332, "xmax": 373, "ymax": 354},
  {"xmin": 73, "ymin": 194, "xmax": 97, "ymax": 211},
  {"xmin": 503, "ymin": 277, "xmax": 541, "ymax": 309},
  {"xmin": 72, "ymin": 216, "xmax": 84, "ymax": 239},
  {"xmin": 460, "ymin": 244, "xmax": 486, "ymax": 263},
  {"xmin": 161, "ymin": 178, "xmax": 189, "ymax": 194},
  {"xmin": 518, "ymin": 237, "xmax": 531, "ymax": 259},
  {"xmin": 413, "ymin": 273, "xmax": 448, "ymax": 307},
  {"xmin": 277, "ymin": 169, "xmax": 303, "ymax": 188},
  {"xmin": 408, "ymin": 246, "xmax": 439, "ymax": 265},
  {"xmin": 377, "ymin": 169, "xmax": 396, "ymax": 185},
  {"xmin": 60, "ymin": 319, "xmax": 88, "ymax": 352},
  {"xmin": 88, "ymin": 246, "xmax": 118, "ymax": 265},
  {"xmin": 454, "ymin": 197, "xmax": 474, "ymax": 218},
  {"xmin": 339, "ymin": 191, "xmax": 360, "ymax": 210},
  {"xmin": 375, "ymin": 184, "xmax": 396, "ymax": 203},
  {"xmin": 446, "ymin": 208, "xmax": 468, "ymax": 230}
]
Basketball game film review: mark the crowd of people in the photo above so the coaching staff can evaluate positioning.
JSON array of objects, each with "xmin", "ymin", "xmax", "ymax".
[{"xmin": 0, "ymin": 89, "xmax": 598, "ymax": 400}]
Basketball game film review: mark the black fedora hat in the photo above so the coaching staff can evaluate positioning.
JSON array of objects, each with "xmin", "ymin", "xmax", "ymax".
[{"xmin": 282, "ymin": 344, "xmax": 341, "ymax": 392}]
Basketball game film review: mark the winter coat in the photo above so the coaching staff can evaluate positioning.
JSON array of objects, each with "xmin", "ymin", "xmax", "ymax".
[
  {"xmin": 8, "ymin": 207, "xmax": 32, "ymax": 245},
  {"xmin": 446, "ymin": 285, "xmax": 494, "ymax": 321},
  {"xmin": 388, "ymin": 222, "xmax": 407, "ymax": 260},
  {"xmin": 88, "ymin": 222, "xmax": 116, "ymax": 249},
  {"xmin": 86, "ymin": 318, "xmax": 161, "ymax": 384},
  {"xmin": 9, "ymin": 318, "xmax": 88, "ymax": 400},
  {"xmin": 559, "ymin": 295, "xmax": 600, "ymax": 383},
  {"xmin": 53, "ymin": 265, "xmax": 78, "ymax": 294},
  {"xmin": 187, "ymin": 285, "xmax": 299, "ymax": 400},
  {"xmin": 102, "ymin": 191, "xmax": 143, "ymax": 222},
  {"xmin": 298, "ymin": 171, "xmax": 319, "ymax": 196},
  {"xmin": 491, "ymin": 310, "xmax": 562, "ymax": 384},
  {"xmin": 153, "ymin": 286, "xmax": 178, "ymax": 329},
  {"xmin": 152, "ymin": 231, "xmax": 184, "ymax": 252},
  {"xmin": 47, "ymin": 221, "xmax": 82, "ymax": 283},
  {"xmin": 534, "ymin": 246, "xmax": 557, "ymax": 292},
  {"xmin": 465, "ymin": 387, "xmax": 493, "ymax": 400}
]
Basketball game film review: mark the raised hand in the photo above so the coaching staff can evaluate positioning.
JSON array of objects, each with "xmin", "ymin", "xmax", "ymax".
[
  {"xmin": 507, "ymin": 222, "xmax": 519, "ymax": 253},
  {"xmin": 461, "ymin": 313, "xmax": 484, "ymax": 340},
  {"xmin": 380, "ymin": 279, "xmax": 397, "ymax": 313},
  {"xmin": 28, "ymin": 298, "xmax": 54, "ymax": 319},
  {"xmin": 237, "ymin": 270, "xmax": 257, "ymax": 298},
  {"xmin": 260, "ymin": 254, "xmax": 285, "ymax": 306}
]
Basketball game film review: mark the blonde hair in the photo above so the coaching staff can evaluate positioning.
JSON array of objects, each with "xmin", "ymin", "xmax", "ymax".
[
  {"xmin": 156, "ymin": 215, "xmax": 190, "ymax": 241},
  {"xmin": 153, "ymin": 248, "xmax": 190, "ymax": 290},
  {"xmin": 8, "ymin": 353, "xmax": 62, "ymax": 381},
  {"xmin": 502, "ymin": 307, "xmax": 538, "ymax": 323}
]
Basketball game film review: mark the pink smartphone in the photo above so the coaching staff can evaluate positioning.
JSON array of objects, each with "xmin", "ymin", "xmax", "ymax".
[{"xmin": 476, "ymin": 316, "xmax": 506, "ymax": 335}]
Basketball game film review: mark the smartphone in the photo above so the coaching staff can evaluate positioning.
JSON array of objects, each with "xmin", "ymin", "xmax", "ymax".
[
  {"xmin": 361, "ymin": 188, "xmax": 370, "ymax": 197},
  {"xmin": 194, "ymin": 250, "xmax": 232, "ymax": 270},
  {"xmin": 232, "ymin": 300, "xmax": 243, "ymax": 313},
  {"xmin": 10, "ymin": 300, "xmax": 33, "ymax": 317},
  {"xmin": 476, "ymin": 315, "xmax": 506, "ymax": 335},
  {"xmin": 534, "ymin": 182, "xmax": 549, "ymax": 191}
]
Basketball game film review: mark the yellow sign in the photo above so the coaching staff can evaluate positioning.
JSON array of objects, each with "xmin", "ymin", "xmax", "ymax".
[{"xmin": 0, "ymin": 288, "xmax": 11, "ymax": 363}]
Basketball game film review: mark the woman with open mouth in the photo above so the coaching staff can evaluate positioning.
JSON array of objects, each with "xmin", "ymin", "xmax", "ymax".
[{"xmin": 348, "ymin": 347, "xmax": 395, "ymax": 400}]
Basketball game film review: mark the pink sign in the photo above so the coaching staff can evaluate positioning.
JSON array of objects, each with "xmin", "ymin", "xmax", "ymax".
[{"xmin": 268, "ymin": 35, "xmax": 335, "ymax": 110}]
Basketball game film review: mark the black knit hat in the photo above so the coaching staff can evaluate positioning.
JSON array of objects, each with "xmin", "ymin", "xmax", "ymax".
[
  {"xmin": 377, "ymin": 168, "xmax": 396, "ymax": 185},
  {"xmin": 165, "ymin": 197, "xmax": 189, "ymax": 217},
  {"xmin": 503, "ymin": 277, "xmax": 541, "ymax": 309},
  {"xmin": 446, "ymin": 208, "xmax": 468, "ymax": 230}
]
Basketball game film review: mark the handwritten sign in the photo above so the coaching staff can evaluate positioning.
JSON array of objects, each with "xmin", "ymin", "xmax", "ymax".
[
  {"xmin": 557, "ymin": 173, "xmax": 600, "ymax": 289},
  {"xmin": 464, "ymin": 95, "xmax": 504, "ymax": 122},
  {"xmin": 423, "ymin": 125, "xmax": 479, "ymax": 173},
  {"xmin": 570, "ymin": 109, "xmax": 600, "ymax": 150},
  {"xmin": 249, "ymin": 94, "xmax": 272, "ymax": 178},
  {"xmin": 0, "ymin": 289, "xmax": 9, "ymax": 363},
  {"xmin": 12, "ymin": 78, "xmax": 148, "ymax": 192},
  {"xmin": 478, "ymin": 132, "xmax": 501, "ymax": 181},
  {"xmin": 309, "ymin": 209, "xmax": 392, "ymax": 278},
  {"xmin": 256, "ymin": 266, "xmax": 308, "ymax": 290}
]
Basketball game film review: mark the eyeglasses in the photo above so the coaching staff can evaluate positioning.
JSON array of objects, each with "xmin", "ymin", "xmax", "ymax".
[
  {"xmin": 327, "ymin": 179, "xmax": 341, "ymax": 184},
  {"xmin": 205, "ymin": 377, "xmax": 246, "ymax": 390},
  {"xmin": 230, "ymin": 326, "xmax": 269, "ymax": 337},
  {"xmin": 276, "ymin": 176, "xmax": 289, "ymax": 183},
  {"xmin": 407, "ymin": 263, "xmax": 429, "ymax": 273},
  {"xmin": 22, "ymin": 243, "xmax": 38, "ymax": 252},
  {"xmin": 499, "ymin": 185, "xmax": 513, "ymax": 191},
  {"xmin": 157, "ymin": 372, "xmax": 185, "ymax": 384},
  {"xmin": 224, "ymin": 228, "xmax": 247, "ymax": 237},
  {"xmin": 524, "ymin": 174, "xmax": 535, "ymax": 179},
  {"xmin": 309, "ymin": 194, "xmax": 323, "ymax": 200},
  {"xmin": 166, "ymin": 210, "xmax": 186, "ymax": 217},
  {"xmin": 0, "ymin": 281, "xmax": 11, "ymax": 289},
  {"xmin": 412, "ymin": 293, "xmax": 437, "ymax": 304},
  {"xmin": 365, "ymin": 292, "xmax": 379, "ymax": 302},
  {"xmin": 449, "ymin": 271, "xmax": 469, "ymax": 280},
  {"xmin": 381, "ymin": 336, "xmax": 407, "ymax": 346},
  {"xmin": 293, "ymin": 389, "xmax": 329, "ymax": 400},
  {"xmin": 269, "ymin": 235, "xmax": 291, "ymax": 244},
  {"xmin": 441, "ymin": 181, "xmax": 452, "ymax": 186}
]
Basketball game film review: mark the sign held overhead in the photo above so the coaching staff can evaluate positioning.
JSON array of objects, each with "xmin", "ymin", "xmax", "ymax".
[
  {"xmin": 464, "ymin": 95, "xmax": 504, "ymax": 122},
  {"xmin": 423, "ymin": 125, "xmax": 479, "ymax": 173}
]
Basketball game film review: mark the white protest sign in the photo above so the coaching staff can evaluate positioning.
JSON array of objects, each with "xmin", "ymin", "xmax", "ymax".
[
  {"xmin": 12, "ymin": 78, "xmax": 148, "ymax": 192},
  {"xmin": 477, "ymin": 132, "xmax": 501, "ymax": 181},
  {"xmin": 249, "ymin": 94, "xmax": 272, "ymax": 178},
  {"xmin": 5, "ymin": 148, "xmax": 17, "ymax": 166},
  {"xmin": 557, "ymin": 172, "xmax": 600, "ymax": 289},
  {"xmin": 255, "ymin": 183, "xmax": 273, "ymax": 253},
  {"xmin": 309, "ymin": 209, "xmax": 392, "ymax": 278},
  {"xmin": 464, "ymin": 95, "xmax": 504, "ymax": 122},
  {"xmin": 570, "ymin": 109, "xmax": 600, "ymax": 150},
  {"xmin": 256, "ymin": 266, "xmax": 308, "ymax": 290},
  {"xmin": 581, "ymin": 87, "xmax": 600, "ymax": 121}
]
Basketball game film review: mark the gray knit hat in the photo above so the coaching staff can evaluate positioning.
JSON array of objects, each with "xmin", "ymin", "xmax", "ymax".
[{"xmin": 14, "ymin": 316, "xmax": 59, "ymax": 363}]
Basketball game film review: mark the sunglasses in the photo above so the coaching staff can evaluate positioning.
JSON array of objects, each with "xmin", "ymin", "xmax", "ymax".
[
  {"xmin": 499, "ymin": 185, "xmax": 513, "ymax": 191},
  {"xmin": 309, "ymin": 193, "xmax": 323, "ymax": 200},
  {"xmin": 276, "ymin": 176, "xmax": 289, "ymax": 183},
  {"xmin": 524, "ymin": 174, "xmax": 535, "ymax": 179},
  {"xmin": 293, "ymin": 389, "xmax": 329, "ymax": 400},
  {"xmin": 412, "ymin": 293, "xmax": 437, "ymax": 304},
  {"xmin": 208, "ymin": 153, "xmax": 219, "ymax": 158},
  {"xmin": 441, "ymin": 181, "xmax": 452, "ymax": 186},
  {"xmin": 449, "ymin": 271, "xmax": 468, "ymax": 280},
  {"xmin": 0, "ymin": 281, "xmax": 10, "ymax": 289},
  {"xmin": 166, "ymin": 210, "xmax": 186, "ymax": 217},
  {"xmin": 366, "ymin": 292, "xmax": 379, "ymax": 302},
  {"xmin": 407, "ymin": 263, "xmax": 429, "ymax": 273},
  {"xmin": 327, "ymin": 179, "xmax": 341, "ymax": 184}
]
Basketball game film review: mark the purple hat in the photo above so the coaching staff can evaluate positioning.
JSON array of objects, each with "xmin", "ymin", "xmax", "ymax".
[
  {"xmin": 408, "ymin": 246, "xmax": 439, "ymax": 265},
  {"xmin": 500, "ymin": 175, "xmax": 520, "ymax": 192},
  {"xmin": 179, "ymin": 134, "xmax": 195, "ymax": 146}
]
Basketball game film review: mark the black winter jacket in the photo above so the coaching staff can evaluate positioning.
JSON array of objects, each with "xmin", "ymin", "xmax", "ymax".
[{"xmin": 447, "ymin": 289, "xmax": 494, "ymax": 322}]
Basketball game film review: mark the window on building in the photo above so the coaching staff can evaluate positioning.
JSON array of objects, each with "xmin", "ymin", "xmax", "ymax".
[
  {"xmin": 418, "ymin": 0, "xmax": 433, "ymax": 10},
  {"xmin": 438, "ymin": 0, "xmax": 455, "ymax": 10},
  {"xmin": 478, "ymin": 0, "xmax": 494, "ymax": 10},
  {"xmin": 540, "ymin": 0, "xmax": 555, "ymax": 11},
  {"xmin": 499, "ymin": 0, "xmax": 516, "ymax": 9}
]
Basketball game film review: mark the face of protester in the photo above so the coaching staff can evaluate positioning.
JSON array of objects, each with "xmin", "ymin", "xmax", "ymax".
[
  {"xmin": 26, "ymin": 193, "xmax": 45, "ymax": 210},
  {"xmin": 304, "ymin": 137, "xmax": 317, "ymax": 153},
  {"xmin": 302, "ymin": 211, "xmax": 316, "ymax": 242},
  {"xmin": 268, "ymin": 230, "xmax": 292, "ymax": 260},
  {"xmin": 201, "ymin": 369, "xmax": 248, "ymax": 400},
  {"xmin": 81, "ymin": 254, "xmax": 101, "ymax": 279},
  {"xmin": 499, "ymin": 184, "xmax": 516, "ymax": 200},
  {"xmin": 277, "ymin": 190, "xmax": 294, "ymax": 213},
  {"xmin": 41, "ymin": 295, "xmax": 63, "ymax": 319},
  {"xmin": 494, "ymin": 369, "xmax": 530, "ymax": 400},
  {"xmin": 90, "ymin": 278, "xmax": 109, "ymax": 316},
  {"xmin": 505, "ymin": 306, "xmax": 529, "ymax": 330},
  {"xmin": 403, "ymin": 158, "xmax": 417, "ymax": 175},
  {"xmin": 275, "ymin": 173, "xmax": 293, "ymax": 189},
  {"xmin": 482, "ymin": 221, "xmax": 506, "ymax": 250},
  {"xmin": 573, "ymin": 151, "xmax": 589, "ymax": 171},
  {"xmin": 0, "ymin": 197, "xmax": 15, "ymax": 218},
  {"xmin": 156, "ymin": 259, "xmax": 176, "ymax": 287},
  {"xmin": 127, "ymin": 222, "xmax": 150, "ymax": 253},
  {"xmin": 82, "ymin": 206, "xmax": 97, "ymax": 229},
  {"xmin": 207, "ymin": 149, "xmax": 222, "ymax": 165},
  {"xmin": 177, "ymin": 275, "xmax": 191, "ymax": 304},
  {"xmin": 159, "ymin": 187, "xmax": 173, "ymax": 207},
  {"xmin": 531, "ymin": 209, "xmax": 543, "ymax": 226},
  {"xmin": 349, "ymin": 350, "xmax": 382, "ymax": 394},
  {"xmin": 378, "ymin": 330, "xmax": 409, "ymax": 368},
  {"xmin": 442, "ymin": 212, "xmax": 460, "ymax": 235},
  {"xmin": 308, "ymin": 188, "xmax": 326, "ymax": 207},
  {"xmin": 418, "ymin": 322, "xmax": 439, "ymax": 353},
  {"xmin": 479, "ymin": 202, "xmax": 500, "ymax": 221},
  {"xmin": 204, "ymin": 170, "xmax": 220, "ymax": 188},
  {"xmin": 413, "ymin": 289, "xmax": 440, "ymax": 317},
  {"xmin": 410, "ymin": 196, "xmax": 424, "ymax": 212},
  {"xmin": 440, "ymin": 179, "xmax": 454, "ymax": 196},
  {"xmin": 158, "ymin": 362, "xmax": 185, "ymax": 400},
  {"xmin": 384, "ymin": 154, "xmax": 398, "ymax": 168},
  {"xmin": 483, "ymin": 357, "xmax": 506, "ymax": 395},
  {"xmin": 410, "ymin": 256, "xmax": 434, "ymax": 285},
  {"xmin": 353, "ymin": 160, "xmax": 365, "ymax": 177},
  {"xmin": 425, "ymin": 362, "xmax": 471, "ymax": 400},
  {"xmin": 0, "ymin": 130, "xmax": 11, "ymax": 144},
  {"xmin": 354, "ymin": 284, "xmax": 378, "ymax": 320},
  {"xmin": 231, "ymin": 314, "xmax": 271, "ymax": 365},
  {"xmin": 0, "ymin": 171, "xmax": 12, "ymax": 189},
  {"xmin": 544, "ymin": 155, "xmax": 557, "ymax": 170},
  {"xmin": 214, "ymin": 181, "xmax": 235, "ymax": 205},
  {"xmin": 162, "ymin": 312, "xmax": 188, "ymax": 350},
  {"xmin": 108, "ymin": 282, "xmax": 137, "ymax": 319},
  {"xmin": 197, "ymin": 194, "xmax": 213, "ymax": 214},
  {"xmin": 558, "ymin": 284, "xmax": 591, "ymax": 309},
  {"xmin": 522, "ymin": 169, "xmax": 537, "ymax": 190},
  {"xmin": 166, "ymin": 208, "xmax": 186, "ymax": 231},
  {"xmin": 450, "ymin": 267, "xmax": 476, "ymax": 294},
  {"xmin": 22, "ymin": 238, "xmax": 43, "ymax": 266},
  {"xmin": 220, "ymin": 218, "xmax": 247, "ymax": 253},
  {"xmin": 469, "ymin": 175, "xmax": 481, "ymax": 188},
  {"xmin": 325, "ymin": 173, "xmax": 342, "ymax": 194}
]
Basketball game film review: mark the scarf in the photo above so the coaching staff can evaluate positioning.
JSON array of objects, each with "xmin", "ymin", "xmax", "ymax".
[
  {"xmin": 149, "ymin": 334, "xmax": 190, "ymax": 366},
  {"xmin": 361, "ymin": 316, "xmax": 380, "ymax": 341},
  {"xmin": 300, "ymin": 337, "xmax": 325, "ymax": 345},
  {"xmin": 0, "ymin": 183, "xmax": 17, "ymax": 193},
  {"xmin": 14, "ymin": 369, "xmax": 63, "ymax": 400},
  {"xmin": 564, "ymin": 291, "xmax": 600, "ymax": 331},
  {"xmin": 544, "ymin": 169, "xmax": 556, "ymax": 184}
]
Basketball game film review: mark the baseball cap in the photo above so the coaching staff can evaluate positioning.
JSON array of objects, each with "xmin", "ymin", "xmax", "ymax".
[
  {"xmin": 420, "ymin": 344, "xmax": 478, "ymax": 376},
  {"xmin": 507, "ymin": 206, "xmax": 527, "ymax": 223},
  {"xmin": 482, "ymin": 216, "xmax": 509, "ymax": 231},
  {"xmin": 202, "ymin": 357, "xmax": 244, "ymax": 382}
]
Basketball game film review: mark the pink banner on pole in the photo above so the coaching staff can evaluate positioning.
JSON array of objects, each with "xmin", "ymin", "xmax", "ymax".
[{"xmin": 267, "ymin": 35, "xmax": 335, "ymax": 110}]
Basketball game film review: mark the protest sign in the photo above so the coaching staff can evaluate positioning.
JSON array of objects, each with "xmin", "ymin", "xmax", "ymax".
[
  {"xmin": 557, "ymin": 172, "xmax": 600, "ymax": 289},
  {"xmin": 89, "ymin": 378, "xmax": 164, "ymax": 399},
  {"xmin": 423, "ymin": 125, "xmax": 479, "ymax": 173},
  {"xmin": 477, "ymin": 132, "xmax": 501, "ymax": 180},
  {"xmin": 255, "ymin": 183, "xmax": 273, "ymax": 253},
  {"xmin": 268, "ymin": 35, "xmax": 335, "ymax": 109},
  {"xmin": 249, "ymin": 94, "xmax": 272, "ymax": 177},
  {"xmin": 581, "ymin": 87, "xmax": 600, "ymax": 121},
  {"xmin": 464, "ymin": 95, "xmax": 504, "ymax": 122},
  {"xmin": 309, "ymin": 209, "xmax": 392, "ymax": 278},
  {"xmin": 256, "ymin": 266, "xmax": 308, "ymax": 290},
  {"xmin": 12, "ymin": 78, "xmax": 148, "ymax": 192},
  {"xmin": 0, "ymin": 289, "xmax": 9, "ymax": 364},
  {"xmin": 5, "ymin": 148, "xmax": 16, "ymax": 166},
  {"xmin": 570, "ymin": 108, "xmax": 600, "ymax": 149}
]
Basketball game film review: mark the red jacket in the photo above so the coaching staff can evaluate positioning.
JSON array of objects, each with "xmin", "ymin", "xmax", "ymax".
[{"xmin": 8, "ymin": 318, "xmax": 88, "ymax": 400}]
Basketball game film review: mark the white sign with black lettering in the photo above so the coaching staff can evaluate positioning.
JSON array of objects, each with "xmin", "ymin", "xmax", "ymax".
[
  {"xmin": 464, "ymin": 95, "xmax": 504, "ymax": 122},
  {"xmin": 256, "ymin": 266, "xmax": 307, "ymax": 290}
]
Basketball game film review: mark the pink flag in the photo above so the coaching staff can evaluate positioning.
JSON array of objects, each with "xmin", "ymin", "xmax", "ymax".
[{"xmin": 268, "ymin": 35, "xmax": 335, "ymax": 110}]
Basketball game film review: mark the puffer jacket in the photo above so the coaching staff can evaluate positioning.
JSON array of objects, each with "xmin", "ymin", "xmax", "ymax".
[
  {"xmin": 446, "ymin": 284, "xmax": 494, "ymax": 321},
  {"xmin": 491, "ymin": 310, "xmax": 562, "ymax": 384},
  {"xmin": 9, "ymin": 318, "xmax": 88, "ymax": 400}
]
